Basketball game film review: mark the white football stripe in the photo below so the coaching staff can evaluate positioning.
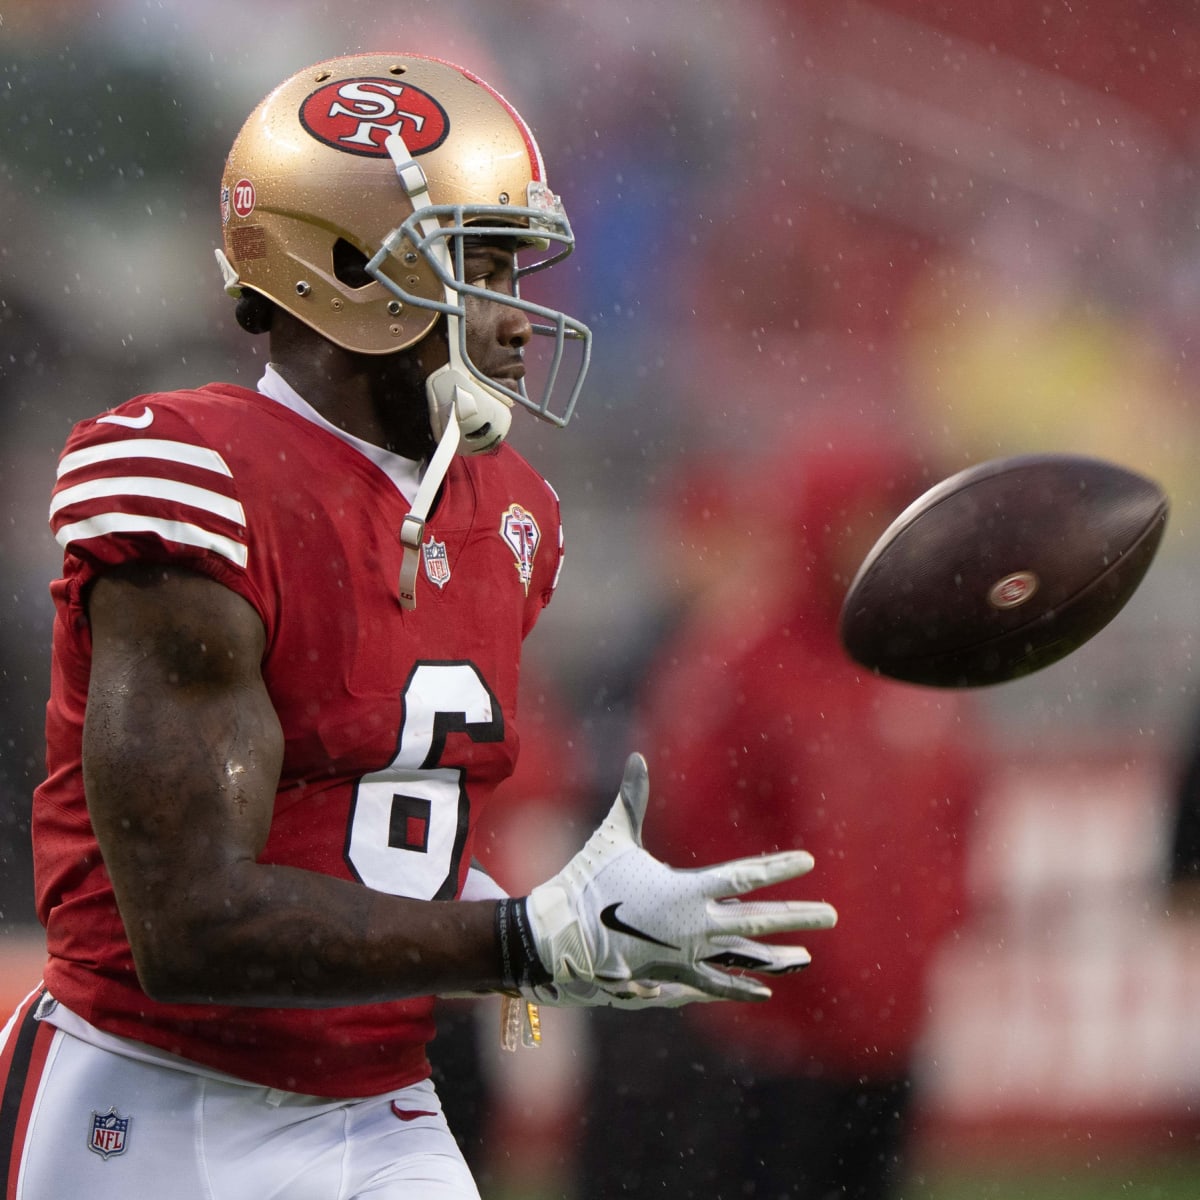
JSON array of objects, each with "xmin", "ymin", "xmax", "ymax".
[
  {"xmin": 50, "ymin": 475, "xmax": 246, "ymax": 526},
  {"xmin": 55, "ymin": 513, "xmax": 248, "ymax": 568},
  {"xmin": 57, "ymin": 438, "xmax": 233, "ymax": 480}
]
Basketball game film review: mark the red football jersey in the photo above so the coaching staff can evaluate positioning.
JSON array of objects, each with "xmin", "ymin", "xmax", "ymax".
[{"xmin": 34, "ymin": 381, "xmax": 564, "ymax": 1097}]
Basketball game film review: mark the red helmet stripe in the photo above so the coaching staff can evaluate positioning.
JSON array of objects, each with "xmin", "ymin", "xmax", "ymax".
[{"xmin": 413, "ymin": 54, "xmax": 545, "ymax": 183}]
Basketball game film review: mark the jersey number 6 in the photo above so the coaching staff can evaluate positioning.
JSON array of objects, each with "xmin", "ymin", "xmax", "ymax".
[{"xmin": 345, "ymin": 661, "xmax": 504, "ymax": 900}]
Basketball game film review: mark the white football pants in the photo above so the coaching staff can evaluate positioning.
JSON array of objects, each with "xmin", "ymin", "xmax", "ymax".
[{"xmin": 0, "ymin": 989, "xmax": 481, "ymax": 1200}]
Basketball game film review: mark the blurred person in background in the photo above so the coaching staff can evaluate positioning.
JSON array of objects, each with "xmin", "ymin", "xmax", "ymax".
[
  {"xmin": 0, "ymin": 51, "xmax": 839, "ymax": 1200},
  {"xmin": 1165, "ymin": 701, "xmax": 1200, "ymax": 914},
  {"xmin": 583, "ymin": 430, "xmax": 985, "ymax": 1199}
]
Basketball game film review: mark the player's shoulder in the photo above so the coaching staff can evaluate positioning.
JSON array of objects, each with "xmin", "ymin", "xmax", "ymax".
[
  {"xmin": 55, "ymin": 382, "xmax": 306, "ymax": 506},
  {"xmin": 461, "ymin": 444, "xmax": 564, "ymax": 612},
  {"xmin": 471, "ymin": 442, "xmax": 560, "ymax": 512},
  {"xmin": 51, "ymin": 383, "xmax": 277, "ymax": 578},
  {"xmin": 61, "ymin": 383, "xmax": 271, "ymax": 454}
]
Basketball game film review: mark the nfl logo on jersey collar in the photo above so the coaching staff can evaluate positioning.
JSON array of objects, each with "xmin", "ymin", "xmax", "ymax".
[
  {"xmin": 89, "ymin": 1107, "xmax": 131, "ymax": 1159},
  {"xmin": 422, "ymin": 537, "xmax": 451, "ymax": 589}
]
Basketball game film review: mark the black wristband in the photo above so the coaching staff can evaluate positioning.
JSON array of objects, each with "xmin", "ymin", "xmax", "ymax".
[{"xmin": 496, "ymin": 897, "xmax": 552, "ymax": 991}]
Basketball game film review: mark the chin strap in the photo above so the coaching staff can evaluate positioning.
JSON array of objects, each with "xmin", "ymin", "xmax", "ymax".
[
  {"xmin": 385, "ymin": 129, "xmax": 516, "ymax": 610},
  {"xmin": 213, "ymin": 247, "xmax": 244, "ymax": 297},
  {"xmin": 398, "ymin": 405, "xmax": 461, "ymax": 610}
]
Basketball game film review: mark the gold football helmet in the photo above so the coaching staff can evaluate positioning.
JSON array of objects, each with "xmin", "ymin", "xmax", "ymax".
[{"xmin": 216, "ymin": 52, "xmax": 591, "ymax": 450}]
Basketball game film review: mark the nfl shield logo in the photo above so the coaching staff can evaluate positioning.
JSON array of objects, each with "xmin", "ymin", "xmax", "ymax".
[
  {"xmin": 422, "ymin": 537, "xmax": 451, "ymax": 589},
  {"xmin": 89, "ymin": 1107, "xmax": 131, "ymax": 1160}
]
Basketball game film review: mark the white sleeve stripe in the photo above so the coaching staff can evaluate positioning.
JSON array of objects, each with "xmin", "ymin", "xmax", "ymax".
[
  {"xmin": 50, "ymin": 476, "xmax": 246, "ymax": 526},
  {"xmin": 55, "ymin": 513, "xmax": 249, "ymax": 568},
  {"xmin": 57, "ymin": 439, "xmax": 234, "ymax": 480}
]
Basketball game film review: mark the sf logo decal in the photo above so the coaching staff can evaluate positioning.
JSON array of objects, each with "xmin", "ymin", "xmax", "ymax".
[{"xmin": 300, "ymin": 78, "xmax": 450, "ymax": 157}]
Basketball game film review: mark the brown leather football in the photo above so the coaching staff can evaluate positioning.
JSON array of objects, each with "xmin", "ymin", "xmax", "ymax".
[{"xmin": 838, "ymin": 454, "xmax": 1169, "ymax": 687}]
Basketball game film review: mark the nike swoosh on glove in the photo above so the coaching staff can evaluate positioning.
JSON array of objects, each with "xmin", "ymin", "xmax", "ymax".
[
  {"xmin": 516, "ymin": 753, "xmax": 838, "ymax": 1003},
  {"xmin": 464, "ymin": 864, "xmax": 703, "ymax": 1009}
]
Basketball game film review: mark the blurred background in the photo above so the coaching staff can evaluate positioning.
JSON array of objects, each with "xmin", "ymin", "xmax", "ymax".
[{"xmin": 4, "ymin": 1, "xmax": 1200, "ymax": 1196}]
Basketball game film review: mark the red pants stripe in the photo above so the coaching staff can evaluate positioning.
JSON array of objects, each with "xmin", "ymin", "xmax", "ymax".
[{"xmin": 0, "ymin": 989, "xmax": 52, "ymax": 1200}]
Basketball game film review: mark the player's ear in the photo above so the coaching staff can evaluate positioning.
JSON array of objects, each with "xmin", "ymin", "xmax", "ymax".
[{"xmin": 235, "ymin": 289, "xmax": 276, "ymax": 335}]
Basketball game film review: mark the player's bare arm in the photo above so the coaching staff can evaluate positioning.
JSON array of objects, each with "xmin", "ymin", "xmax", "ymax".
[{"xmin": 83, "ymin": 563, "xmax": 503, "ymax": 1007}]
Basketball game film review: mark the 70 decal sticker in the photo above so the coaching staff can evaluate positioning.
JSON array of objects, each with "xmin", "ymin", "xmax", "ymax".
[{"xmin": 221, "ymin": 178, "xmax": 256, "ymax": 224}]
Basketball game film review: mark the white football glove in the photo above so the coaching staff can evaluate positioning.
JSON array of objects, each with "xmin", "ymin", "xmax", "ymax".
[
  {"xmin": 498, "ymin": 753, "xmax": 837, "ymax": 1004},
  {"xmin": 464, "ymin": 858, "xmax": 705, "ymax": 1008}
]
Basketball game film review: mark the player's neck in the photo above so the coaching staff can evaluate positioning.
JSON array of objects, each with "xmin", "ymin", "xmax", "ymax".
[{"xmin": 269, "ymin": 331, "xmax": 435, "ymax": 462}]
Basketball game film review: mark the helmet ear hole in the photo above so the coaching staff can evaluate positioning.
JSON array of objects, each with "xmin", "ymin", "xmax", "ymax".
[{"xmin": 333, "ymin": 239, "xmax": 374, "ymax": 289}]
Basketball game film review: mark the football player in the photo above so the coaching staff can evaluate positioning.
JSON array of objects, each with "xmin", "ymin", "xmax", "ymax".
[{"xmin": 1, "ymin": 54, "xmax": 836, "ymax": 1199}]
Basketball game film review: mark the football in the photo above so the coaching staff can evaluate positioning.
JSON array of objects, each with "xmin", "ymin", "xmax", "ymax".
[{"xmin": 838, "ymin": 453, "xmax": 1169, "ymax": 687}]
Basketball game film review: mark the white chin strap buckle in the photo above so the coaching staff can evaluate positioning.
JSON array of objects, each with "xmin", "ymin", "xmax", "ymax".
[{"xmin": 427, "ymin": 367, "xmax": 512, "ymax": 455}]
